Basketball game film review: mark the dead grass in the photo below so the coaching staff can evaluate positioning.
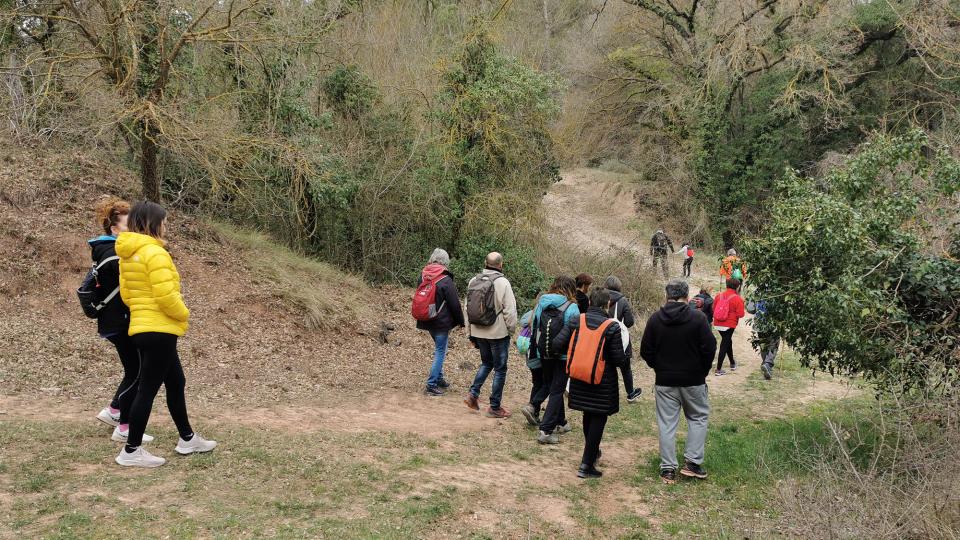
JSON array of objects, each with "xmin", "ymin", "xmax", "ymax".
[{"xmin": 211, "ymin": 223, "xmax": 371, "ymax": 330}]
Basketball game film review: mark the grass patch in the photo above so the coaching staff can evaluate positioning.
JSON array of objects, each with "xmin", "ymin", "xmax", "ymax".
[{"xmin": 211, "ymin": 222, "xmax": 372, "ymax": 330}]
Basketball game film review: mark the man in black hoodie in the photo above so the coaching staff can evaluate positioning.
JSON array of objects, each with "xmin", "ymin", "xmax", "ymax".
[{"xmin": 640, "ymin": 279, "xmax": 717, "ymax": 484}]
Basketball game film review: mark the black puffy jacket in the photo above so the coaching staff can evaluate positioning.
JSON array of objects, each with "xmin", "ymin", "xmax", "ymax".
[
  {"xmin": 415, "ymin": 269, "xmax": 465, "ymax": 333},
  {"xmin": 552, "ymin": 308, "xmax": 628, "ymax": 416},
  {"xmin": 608, "ymin": 290, "xmax": 635, "ymax": 358},
  {"xmin": 640, "ymin": 301, "xmax": 717, "ymax": 387},
  {"xmin": 88, "ymin": 237, "xmax": 130, "ymax": 337}
]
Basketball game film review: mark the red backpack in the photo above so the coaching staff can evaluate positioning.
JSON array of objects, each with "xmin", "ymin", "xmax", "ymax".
[
  {"xmin": 714, "ymin": 290, "xmax": 733, "ymax": 322},
  {"xmin": 686, "ymin": 247, "xmax": 695, "ymax": 258},
  {"xmin": 411, "ymin": 264, "xmax": 448, "ymax": 321}
]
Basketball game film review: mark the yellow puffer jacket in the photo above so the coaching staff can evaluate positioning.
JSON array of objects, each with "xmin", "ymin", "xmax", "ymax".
[{"xmin": 116, "ymin": 232, "xmax": 189, "ymax": 336}]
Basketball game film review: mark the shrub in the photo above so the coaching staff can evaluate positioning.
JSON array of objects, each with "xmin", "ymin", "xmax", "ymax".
[
  {"xmin": 321, "ymin": 65, "xmax": 380, "ymax": 119},
  {"xmin": 743, "ymin": 130, "xmax": 960, "ymax": 392},
  {"xmin": 448, "ymin": 234, "xmax": 546, "ymax": 305}
]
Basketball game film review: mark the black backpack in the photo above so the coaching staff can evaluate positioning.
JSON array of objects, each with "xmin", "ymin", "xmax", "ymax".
[
  {"xmin": 77, "ymin": 256, "xmax": 120, "ymax": 319},
  {"xmin": 532, "ymin": 301, "xmax": 571, "ymax": 360}
]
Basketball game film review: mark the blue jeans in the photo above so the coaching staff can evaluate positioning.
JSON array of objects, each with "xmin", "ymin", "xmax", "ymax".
[
  {"xmin": 469, "ymin": 337, "xmax": 510, "ymax": 410},
  {"xmin": 427, "ymin": 330, "xmax": 449, "ymax": 387}
]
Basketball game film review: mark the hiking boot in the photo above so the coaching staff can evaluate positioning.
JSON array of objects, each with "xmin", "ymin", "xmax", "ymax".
[
  {"xmin": 96, "ymin": 407, "xmax": 120, "ymax": 427},
  {"xmin": 577, "ymin": 463, "xmax": 602, "ymax": 479},
  {"xmin": 115, "ymin": 446, "xmax": 165, "ymax": 468},
  {"xmin": 424, "ymin": 385, "xmax": 444, "ymax": 397},
  {"xmin": 714, "ymin": 370, "xmax": 727, "ymax": 377},
  {"xmin": 175, "ymin": 433, "xmax": 218, "ymax": 455},
  {"xmin": 680, "ymin": 461, "xmax": 708, "ymax": 479},
  {"xmin": 554, "ymin": 422, "xmax": 573, "ymax": 434},
  {"xmin": 111, "ymin": 426, "xmax": 154, "ymax": 443},
  {"xmin": 537, "ymin": 430, "xmax": 559, "ymax": 445},
  {"xmin": 660, "ymin": 468, "xmax": 677, "ymax": 484},
  {"xmin": 464, "ymin": 394, "xmax": 480, "ymax": 411},
  {"xmin": 437, "ymin": 378, "xmax": 451, "ymax": 389},
  {"xmin": 761, "ymin": 364, "xmax": 773, "ymax": 380},
  {"xmin": 520, "ymin": 404, "xmax": 539, "ymax": 427},
  {"xmin": 485, "ymin": 406, "xmax": 511, "ymax": 419},
  {"xmin": 627, "ymin": 389, "xmax": 643, "ymax": 402}
]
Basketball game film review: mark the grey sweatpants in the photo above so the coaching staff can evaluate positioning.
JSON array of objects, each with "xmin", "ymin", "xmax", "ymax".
[{"xmin": 655, "ymin": 384, "xmax": 709, "ymax": 470}]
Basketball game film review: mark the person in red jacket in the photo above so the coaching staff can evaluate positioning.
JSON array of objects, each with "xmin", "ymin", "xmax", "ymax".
[{"xmin": 713, "ymin": 278, "xmax": 745, "ymax": 376}]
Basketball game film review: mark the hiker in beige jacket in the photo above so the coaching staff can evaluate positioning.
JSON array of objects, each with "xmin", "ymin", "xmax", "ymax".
[{"xmin": 463, "ymin": 252, "xmax": 518, "ymax": 418}]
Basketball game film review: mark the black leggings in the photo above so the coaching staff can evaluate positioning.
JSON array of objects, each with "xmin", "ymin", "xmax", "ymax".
[
  {"xmin": 538, "ymin": 358, "xmax": 568, "ymax": 433},
  {"xmin": 529, "ymin": 366, "xmax": 549, "ymax": 416},
  {"xmin": 107, "ymin": 334, "xmax": 140, "ymax": 425},
  {"xmin": 127, "ymin": 332, "xmax": 193, "ymax": 447},
  {"xmin": 682, "ymin": 257, "xmax": 693, "ymax": 277},
  {"xmin": 581, "ymin": 412, "xmax": 608, "ymax": 466},
  {"xmin": 620, "ymin": 361, "xmax": 635, "ymax": 394},
  {"xmin": 717, "ymin": 328, "xmax": 736, "ymax": 370}
]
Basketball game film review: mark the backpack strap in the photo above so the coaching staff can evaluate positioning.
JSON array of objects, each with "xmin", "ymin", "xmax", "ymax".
[
  {"xmin": 96, "ymin": 287, "xmax": 121, "ymax": 310},
  {"xmin": 94, "ymin": 255, "xmax": 119, "ymax": 272}
]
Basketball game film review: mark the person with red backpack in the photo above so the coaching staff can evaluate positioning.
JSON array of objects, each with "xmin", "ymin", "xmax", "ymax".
[
  {"xmin": 550, "ymin": 287, "xmax": 628, "ymax": 479},
  {"xmin": 464, "ymin": 252, "xmax": 518, "ymax": 418},
  {"xmin": 413, "ymin": 248, "xmax": 464, "ymax": 396},
  {"xmin": 712, "ymin": 278, "xmax": 746, "ymax": 376},
  {"xmin": 676, "ymin": 243, "xmax": 695, "ymax": 278}
]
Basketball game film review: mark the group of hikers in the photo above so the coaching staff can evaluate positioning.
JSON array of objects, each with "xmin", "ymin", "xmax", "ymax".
[
  {"xmin": 412, "ymin": 231, "xmax": 778, "ymax": 481},
  {"xmin": 82, "ymin": 198, "xmax": 215, "ymax": 468},
  {"xmin": 81, "ymin": 198, "xmax": 776, "ymax": 480}
]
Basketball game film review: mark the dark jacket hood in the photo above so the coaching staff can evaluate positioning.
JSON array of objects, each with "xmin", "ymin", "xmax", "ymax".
[{"xmin": 657, "ymin": 301, "xmax": 693, "ymax": 326}]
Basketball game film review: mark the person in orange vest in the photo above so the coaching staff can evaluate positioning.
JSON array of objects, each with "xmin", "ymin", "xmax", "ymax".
[{"xmin": 718, "ymin": 249, "xmax": 747, "ymax": 289}]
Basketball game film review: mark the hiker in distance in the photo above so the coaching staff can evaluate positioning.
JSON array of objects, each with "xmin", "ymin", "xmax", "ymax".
[
  {"xmin": 86, "ymin": 198, "xmax": 153, "ymax": 444},
  {"xmin": 464, "ymin": 252, "xmax": 518, "ymax": 418},
  {"xmin": 412, "ymin": 248, "xmax": 464, "ymax": 396},
  {"xmin": 749, "ymin": 297, "xmax": 780, "ymax": 381},
  {"xmin": 650, "ymin": 229, "xmax": 674, "ymax": 279},
  {"xmin": 713, "ymin": 278, "xmax": 746, "ymax": 376},
  {"xmin": 676, "ymin": 242, "xmax": 695, "ymax": 278},
  {"xmin": 719, "ymin": 249, "xmax": 747, "ymax": 289},
  {"xmin": 524, "ymin": 276, "xmax": 580, "ymax": 440},
  {"xmin": 114, "ymin": 201, "xmax": 216, "ymax": 467},
  {"xmin": 604, "ymin": 276, "xmax": 643, "ymax": 402},
  {"xmin": 552, "ymin": 287, "xmax": 629, "ymax": 479},
  {"xmin": 640, "ymin": 279, "xmax": 717, "ymax": 484}
]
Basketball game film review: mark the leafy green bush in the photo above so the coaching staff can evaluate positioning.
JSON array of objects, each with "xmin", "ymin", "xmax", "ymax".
[
  {"xmin": 321, "ymin": 65, "xmax": 380, "ymax": 119},
  {"xmin": 743, "ymin": 130, "xmax": 960, "ymax": 392}
]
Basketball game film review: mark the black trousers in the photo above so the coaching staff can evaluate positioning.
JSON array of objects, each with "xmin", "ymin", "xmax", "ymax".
[
  {"xmin": 107, "ymin": 334, "xmax": 140, "ymax": 425},
  {"xmin": 716, "ymin": 328, "xmax": 736, "ymax": 370},
  {"xmin": 127, "ymin": 332, "xmax": 193, "ymax": 447},
  {"xmin": 538, "ymin": 358, "xmax": 568, "ymax": 433},
  {"xmin": 682, "ymin": 257, "xmax": 693, "ymax": 277},
  {"xmin": 581, "ymin": 412, "xmax": 608, "ymax": 466},
  {"xmin": 529, "ymin": 366, "xmax": 549, "ymax": 416},
  {"xmin": 620, "ymin": 360, "xmax": 635, "ymax": 394}
]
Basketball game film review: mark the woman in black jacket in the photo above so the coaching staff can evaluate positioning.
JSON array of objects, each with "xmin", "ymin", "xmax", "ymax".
[
  {"xmin": 416, "ymin": 248, "xmax": 465, "ymax": 396},
  {"xmin": 552, "ymin": 287, "xmax": 628, "ymax": 479},
  {"xmin": 90, "ymin": 198, "xmax": 151, "ymax": 443}
]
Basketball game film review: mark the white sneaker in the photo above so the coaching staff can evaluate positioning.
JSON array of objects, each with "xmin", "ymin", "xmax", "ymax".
[
  {"xmin": 96, "ymin": 407, "xmax": 120, "ymax": 427},
  {"xmin": 111, "ymin": 426, "xmax": 154, "ymax": 443},
  {"xmin": 115, "ymin": 446, "xmax": 166, "ymax": 468},
  {"xmin": 175, "ymin": 433, "xmax": 217, "ymax": 455}
]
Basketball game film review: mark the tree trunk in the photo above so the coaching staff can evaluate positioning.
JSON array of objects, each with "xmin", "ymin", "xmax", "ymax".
[{"xmin": 140, "ymin": 117, "xmax": 161, "ymax": 202}]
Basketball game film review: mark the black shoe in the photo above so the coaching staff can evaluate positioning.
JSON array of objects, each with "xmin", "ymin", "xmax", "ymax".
[
  {"xmin": 761, "ymin": 364, "xmax": 772, "ymax": 380},
  {"xmin": 660, "ymin": 468, "xmax": 677, "ymax": 484},
  {"xmin": 680, "ymin": 461, "xmax": 708, "ymax": 479},
  {"xmin": 577, "ymin": 463, "xmax": 602, "ymax": 479},
  {"xmin": 424, "ymin": 385, "xmax": 444, "ymax": 397},
  {"xmin": 437, "ymin": 378, "xmax": 451, "ymax": 389},
  {"xmin": 626, "ymin": 388, "xmax": 643, "ymax": 402}
]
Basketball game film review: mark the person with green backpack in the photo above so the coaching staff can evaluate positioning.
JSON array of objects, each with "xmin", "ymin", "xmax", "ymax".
[
  {"xmin": 719, "ymin": 249, "xmax": 747, "ymax": 289},
  {"xmin": 464, "ymin": 252, "xmax": 518, "ymax": 419}
]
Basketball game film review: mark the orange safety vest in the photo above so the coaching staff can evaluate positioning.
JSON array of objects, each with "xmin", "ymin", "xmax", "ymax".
[{"xmin": 565, "ymin": 315, "xmax": 615, "ymax": 385}]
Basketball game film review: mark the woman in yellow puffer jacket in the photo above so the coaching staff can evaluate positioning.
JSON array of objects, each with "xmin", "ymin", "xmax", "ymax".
[{"xmin": 113, "ymin": 201, "xmax": 217, "ymax": 468}]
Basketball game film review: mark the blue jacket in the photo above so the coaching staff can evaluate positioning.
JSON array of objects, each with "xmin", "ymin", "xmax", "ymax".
[{"xmin": 527, "ymin": 294, "xmax": 580, "ymax": 368}]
